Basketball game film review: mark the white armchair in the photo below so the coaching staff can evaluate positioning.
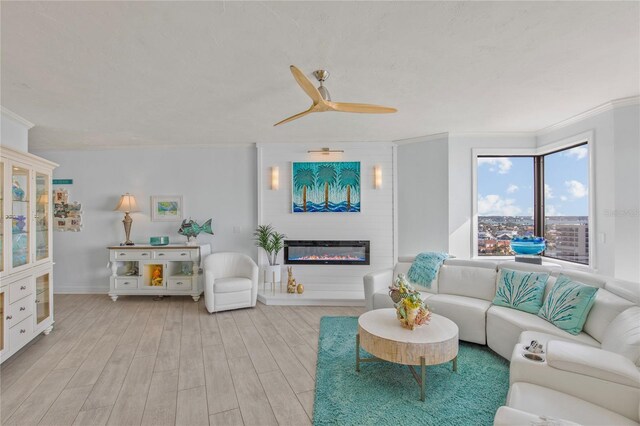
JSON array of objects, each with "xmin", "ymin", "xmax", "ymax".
[{"xmin": 204, "ymin": 252, "xmax": 259, "ymax": 313}]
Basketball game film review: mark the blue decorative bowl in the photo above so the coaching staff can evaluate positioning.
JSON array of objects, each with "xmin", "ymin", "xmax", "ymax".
[
  {"xmin": 150, "ymin": 236, "xmax": 169, "ymax": 246},
  {"xmin": 510, "ymin": 237, "xmax": 546, "ymax": 255}
]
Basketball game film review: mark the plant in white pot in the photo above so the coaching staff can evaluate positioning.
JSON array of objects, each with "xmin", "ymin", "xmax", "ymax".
[{"xmin": 254, "ymin": 224, "xmax": 286, "ymax": 290}]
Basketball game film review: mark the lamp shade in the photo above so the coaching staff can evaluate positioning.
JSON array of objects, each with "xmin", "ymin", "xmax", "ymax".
[{"xmin": 114, "ymin": 193, "xmax": 140, "ymax": 213}]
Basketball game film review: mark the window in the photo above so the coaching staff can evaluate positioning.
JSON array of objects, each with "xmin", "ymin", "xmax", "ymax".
[
  {"xmin": 477, "ymin": 157, "xmax": 534, "ymax": 256},
  {"xmin": 543, "ymin": 145, "xmax": 589, "ymax": 264},
  {"xmin": 476, "ymin": 143, "xmax": 589, "ymax": 265}
]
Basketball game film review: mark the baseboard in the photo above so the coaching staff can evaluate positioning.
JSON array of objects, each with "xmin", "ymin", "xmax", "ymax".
[{"xmin": 54, "ymin": 284, "xmax": 109, "ymax": 294}]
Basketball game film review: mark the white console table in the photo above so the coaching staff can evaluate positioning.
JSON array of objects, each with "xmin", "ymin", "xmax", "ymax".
[{"xmin": 107, "ymin": 244, "xmax": 211, "ymax": 302}]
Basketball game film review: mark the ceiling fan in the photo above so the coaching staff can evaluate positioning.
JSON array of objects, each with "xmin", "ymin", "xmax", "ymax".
[{"xmin": 274, "ymin": 65, "xmax": 397, "ymax": 126}]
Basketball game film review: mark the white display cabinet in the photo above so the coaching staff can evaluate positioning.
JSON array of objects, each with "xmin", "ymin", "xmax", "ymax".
[{"xmin": 1, "ymin": 147, "xmax": 57, "ymax": 364}]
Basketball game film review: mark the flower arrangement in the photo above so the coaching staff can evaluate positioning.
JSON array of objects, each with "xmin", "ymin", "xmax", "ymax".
[{"xmin": 389, "ymin": 274, "xmax": 432, "ymax": 330}]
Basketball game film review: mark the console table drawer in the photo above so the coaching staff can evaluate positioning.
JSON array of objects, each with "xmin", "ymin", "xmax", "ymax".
[
  {"xmin": 10, "ymin": 316, "xmax": 34, "ymax": 351},
  {"xmin": 111, "ymin": 251, "xmax": 151, "ymax": 261},
  {"xmin": 9, "ymin": 278, "xmax": 34, "ymax": 304},
  {"xmin": 167, "ymin": 278, "xmax": 193, "ymax": 291},
  {"xmin": 153, "ymin": 250, "xmax": 194, "ymax": 261},
  {"xmin": 7, "ymin": 298, "xmax": 33, "ymax": 327},
  {"xmin": 115, "ymin": 278, "xmax": 139, "ymax": 289}
]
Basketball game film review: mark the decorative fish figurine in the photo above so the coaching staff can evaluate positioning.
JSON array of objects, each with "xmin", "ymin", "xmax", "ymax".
[{"xmin": 178, "ymin": 218, "xmax": 213, "ymax": 244}]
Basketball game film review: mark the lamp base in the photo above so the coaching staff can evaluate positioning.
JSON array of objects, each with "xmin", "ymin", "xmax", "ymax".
[{"xmin": 121, "ymin": 241, "xmax": 135, "ymax": 246}]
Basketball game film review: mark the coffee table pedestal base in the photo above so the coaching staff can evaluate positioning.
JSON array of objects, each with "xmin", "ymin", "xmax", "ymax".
[{"xmin": 356, "ymin": 333, "xmax": 457, "ymax": 401}]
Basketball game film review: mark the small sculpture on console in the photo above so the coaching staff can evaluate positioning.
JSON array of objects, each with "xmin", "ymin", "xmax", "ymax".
[
  {"xmin": 178, "ymin": 218, "xmax": 213, "ymax": 245},
  {"xmin": 296, "ymin": 283, "xmax": 304, "ymax": 294},
  {"xmin": 287, "ymin": 267, "xmax": 297, "ymax": 293}
]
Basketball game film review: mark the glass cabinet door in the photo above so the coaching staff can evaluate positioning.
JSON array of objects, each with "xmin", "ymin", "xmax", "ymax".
[
  {"xmin": 35, "ymin": 172, "xmax": 50, "ymax": 262},
  {"xmin": 36, "ymin": 273, "xmax": 51, "ymax": 325},
  {"xmin": 10, "ymin": 164, "xmax": 30, "ymax": 269},
  {"xmin": 1, "ymin": 160, "xmax": 4, "ymax": 274}
]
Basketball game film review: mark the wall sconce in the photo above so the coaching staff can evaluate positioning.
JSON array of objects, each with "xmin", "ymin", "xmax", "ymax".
[
  {"xmin": 271, "ymin": 166, "xmax": 280, "ymax": 190},
  {"xmin": 374, "ymin": 165, "xmax": 382, "ymax": 189},
  {"xmin": 307, "ymin": 147, "xmax": 344, "ymax": 155}
]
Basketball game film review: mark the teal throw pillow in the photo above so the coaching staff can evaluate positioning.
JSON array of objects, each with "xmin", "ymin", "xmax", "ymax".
[
  {"xmin": 538, "ymin": 274, "xmax": 598, "ymax": 335},
  {"xmin": 493, "ymin": 268, "xmax": 549, "ymax": 314}
]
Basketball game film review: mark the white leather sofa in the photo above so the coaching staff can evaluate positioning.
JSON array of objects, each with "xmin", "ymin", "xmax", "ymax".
[
  {"xmin": 363, "ymin": 257, "xmax": 640, "ymax": 425},
  {"xmin": 204, "ymin": 252, "xmax": 259, "ymax": 313}
]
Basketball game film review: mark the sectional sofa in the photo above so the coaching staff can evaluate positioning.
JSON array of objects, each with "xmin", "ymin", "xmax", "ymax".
[{"xmin": 363, "ymin": 257, "xmax": 640, "ymax": 425}]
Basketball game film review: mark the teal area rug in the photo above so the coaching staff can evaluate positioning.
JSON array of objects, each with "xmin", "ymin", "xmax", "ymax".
[{"xmin": 314, "ymin": 317, "xmax": 509, "ymax": 426}]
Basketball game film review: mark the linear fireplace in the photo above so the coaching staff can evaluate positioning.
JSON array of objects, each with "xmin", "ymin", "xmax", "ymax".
[{"xmin": 284, "ymin": 240, "xmax": 370, "ymax": 265}]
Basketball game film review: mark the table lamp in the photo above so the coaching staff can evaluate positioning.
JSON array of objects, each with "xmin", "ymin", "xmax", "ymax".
[{"xmin": 114, "ymin": 193, "xmax": 140, "ymax": 245}]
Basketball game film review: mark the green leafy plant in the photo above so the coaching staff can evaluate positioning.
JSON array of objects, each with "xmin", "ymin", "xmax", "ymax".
[{"xmin": 254, "ymin": 224, "xmax": 287, "ymax": 266}]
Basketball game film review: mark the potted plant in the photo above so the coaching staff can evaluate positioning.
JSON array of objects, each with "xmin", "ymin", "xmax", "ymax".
[{"xmin": 254, "ymin": 224, "xmax": 286, "ymax": 288}]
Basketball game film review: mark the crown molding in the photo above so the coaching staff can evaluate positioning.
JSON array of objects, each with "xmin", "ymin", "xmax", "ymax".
[
  {"xmin": 536, "ymin": 95, "xmax": 640, "ymax": 136},
  {"xmin": 448, "ymin": 131, "xmax": 536, "ymax": 139},
  {"xmin": 1, "ymin": 106, "xmax": 34, "ymax": 129},
  {"xmin": 393, "ymin": 132, "xmax": 449, "ymax": 145},
  {"xmin": 30, "ymin": 142, "xmax": 256, "ymax": 152}
]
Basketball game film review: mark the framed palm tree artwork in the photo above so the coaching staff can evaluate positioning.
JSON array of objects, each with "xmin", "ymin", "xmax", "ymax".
[{"xmin": 292, "ymin": 162, "xmax": 360, "ymax": 213}]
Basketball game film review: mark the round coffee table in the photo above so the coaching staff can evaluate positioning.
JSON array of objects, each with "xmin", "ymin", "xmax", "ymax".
[{"xmin": 356, "ymin": 308, "xmax": 459, "ymax": 401}]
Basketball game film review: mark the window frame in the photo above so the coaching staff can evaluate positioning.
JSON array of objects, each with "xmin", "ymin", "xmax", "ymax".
[{"xmin": 472, "ymin": 131, "xmax": 595, "ymax": 268}]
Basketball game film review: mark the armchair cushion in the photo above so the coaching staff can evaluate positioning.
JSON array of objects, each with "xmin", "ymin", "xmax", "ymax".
[
  {"xmin": 546, "ymin": 340, "xmax": 640, "ymax": 388},
  {"xmin": 214, "ymin": 277, "xmax": 253, "ymax": 293}
]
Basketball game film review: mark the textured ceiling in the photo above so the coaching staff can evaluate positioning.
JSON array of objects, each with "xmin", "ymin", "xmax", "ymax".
[{"xmin": 1, "ymin": 1, "xmax": 638, "ymax": 149}]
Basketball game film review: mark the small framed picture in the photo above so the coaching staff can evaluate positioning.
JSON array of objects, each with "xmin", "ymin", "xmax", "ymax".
[{"xmin": 151, "ymin": 195, "xmax": 183, "ymax": 222}]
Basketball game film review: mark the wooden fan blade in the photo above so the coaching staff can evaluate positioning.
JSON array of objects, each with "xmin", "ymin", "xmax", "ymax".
[
  {"xmin": 274, "ymin": 107, "xmax": 314, "ymax": 126},
  {"xmin": 330, "ymin": 102, "xmax": 397, "ymax": 114},
  {"xmin": 290, "ymin": 65, "xmax": 322, "ymax": 104}
]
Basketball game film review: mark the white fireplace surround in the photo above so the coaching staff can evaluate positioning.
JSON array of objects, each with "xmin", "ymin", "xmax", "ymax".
[{"xmin": 256, "ymin": 142, "xmax": 396, "ymax": 303}]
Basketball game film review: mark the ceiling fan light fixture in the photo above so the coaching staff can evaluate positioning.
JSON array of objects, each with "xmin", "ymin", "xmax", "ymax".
[{"xmin": 318, "ymin": 85, "xmax": 331, "ymax": 101}]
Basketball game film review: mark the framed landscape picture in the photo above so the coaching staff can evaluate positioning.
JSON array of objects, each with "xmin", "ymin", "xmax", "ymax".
[
  {"xmin": 292, "ymin": 161, "xmax": 361, "ymax": 213},
  {"xmin": 151, "ymin": 195, "xmax": 183, "ymax": 221}
]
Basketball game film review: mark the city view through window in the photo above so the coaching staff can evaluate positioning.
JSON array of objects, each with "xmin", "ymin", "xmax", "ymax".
[{"xmin": 477, "ymin": 144, "xmax": 589, "ymax": 264}]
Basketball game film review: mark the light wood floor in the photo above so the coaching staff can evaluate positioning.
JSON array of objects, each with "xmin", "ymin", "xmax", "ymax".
[{"xmin": 1, "ymin": 294, "xmax": 364, "ymax": 426}]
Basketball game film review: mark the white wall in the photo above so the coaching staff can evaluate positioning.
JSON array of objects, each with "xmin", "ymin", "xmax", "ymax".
[
  {"xmin": 612, "ymin": 105, "xmax": 640, "ymax": 282},
  {"xmin": 33, "ymin": 146, "xmax": 257, "ymax": 293},
  {"xmin": 1, "ymin": 109, "xmax": 31, "ymax": 152},
  {"xmin": 397, "ymin": 135, "xmax": 449, "ymax": 256},
  {"xmin": 447, "ymin": 133, "xmax": 537, "ymax": 258},
  {"xmin": 537, "ymin": 104, "xmax": 640, "ymax": 280},
  {"xmin": 257, "ymin": 143, "xmax": 395, "ymax": 292}
]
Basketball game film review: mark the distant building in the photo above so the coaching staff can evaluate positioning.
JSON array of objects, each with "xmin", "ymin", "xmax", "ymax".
[{"xmin": 551, "ymin": 223, "xmax": 589, "ymax": 264}]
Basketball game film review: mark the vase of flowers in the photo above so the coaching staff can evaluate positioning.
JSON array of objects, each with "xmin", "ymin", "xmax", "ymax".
[{"xmin": 390, "ymin": 274, "xmax": 431, "ymax": 330}]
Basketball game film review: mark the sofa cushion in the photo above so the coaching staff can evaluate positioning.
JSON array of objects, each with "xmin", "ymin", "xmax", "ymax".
[
  {"xmin": 507, "ymin": 382, "xmax": 639, "ymax": 426},
  {"xmin": 583, "ymin": 289, "xmax": 635, "ymax": 342},
  {"xmin": 601, "ymin": 307, "xmax": 640, "ymax": 366},
  {"xmin": 437, "ymin": 263, "xmax": 497, "ymax": 301},
  {"xmin": 427, "ymin": 294, "xmax": 491, "ymax": 345},
  {"xmin": 493, "ymin": 268, "xmax": 549, "ymax": 314},
  {"xmin": 538, "ymin": 275, "xmax": 599, "ymax": 335},
  {"xmin": 372, "ymin": 289, "xmax": 432, "ymax": 310},
  {"xmin": 487, "ymin": 305, "xmax": 599, "ymax": 358},
  {"xmin": 214, "ymin": 277, "xmax": 253, "ymax": 293},
  {"xmin": 546, "ymin": 340, "xmax": 640, "ymax": 388},
  {"xmin": 494, "ymin": 406, "xmax": 581, "ymax": 426},
  {"xmin": 606, "ymin": 278, "xmax": 640, "ymax": 305}
]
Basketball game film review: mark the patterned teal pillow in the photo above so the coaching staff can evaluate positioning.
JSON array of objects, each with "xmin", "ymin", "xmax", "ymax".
[
  {"xmin": 493, "ymin": 268, "xmax": 549, "ymax": 314},
  {"xmin": 538, "ymin": 274, "xmax": 598, "ymax": 335}
]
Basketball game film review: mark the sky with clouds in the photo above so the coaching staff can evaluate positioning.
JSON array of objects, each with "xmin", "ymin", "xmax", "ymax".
[{"xmin": 478, "ymin": 145, "xmax": 589, "ymax": 216}]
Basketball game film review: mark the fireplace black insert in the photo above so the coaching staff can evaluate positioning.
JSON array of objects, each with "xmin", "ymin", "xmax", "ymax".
[{"xmin": 284, "ymin": 240, "xmax": 370, "ymax": 265}]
